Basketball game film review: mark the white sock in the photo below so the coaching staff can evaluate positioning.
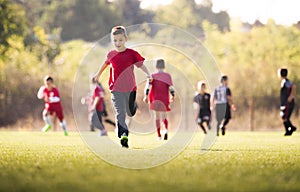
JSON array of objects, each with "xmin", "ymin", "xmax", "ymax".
[
  {"xmin": 60, "ymin": 120, "xmax": 67, "ymax": 131},
  {"xmin": 43, "ymin": 115, "xmax": 52, "ymax": 126}
]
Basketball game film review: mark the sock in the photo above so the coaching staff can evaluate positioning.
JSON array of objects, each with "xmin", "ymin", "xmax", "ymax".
[
  {"xmin": 60, "ymin": 120, "xmax": 67, "ymax": 131},
  {"xmin": 43, "ymin": 115, "xmax": 52, "ymax": 126},
  {"xmin": 163, "ymin": 118, "xmax": 168, "ymax": 130},
  {"xmin": 199, "ymin": 123, "xmax": 206, "ymax": 133},
  {"xmin": 156, "ymin": 120, "xmax": 161, "ymax": 137}
]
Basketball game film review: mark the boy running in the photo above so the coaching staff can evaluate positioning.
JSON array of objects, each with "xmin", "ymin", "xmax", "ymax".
[
  {"xmin": 90, "ymin": 79, "xmax": 108, "ymax": 136},
  {"xmin": 213, "ymin": 75, "xmax": 235, "ymax": 136},
  {"xmin": 37, "ymin": 75, "xmax": 68, "ymax": 136},
  {"xmin": 278, "ymin": 67, "xmax": 297, "ymax": 136},
  {"xmin": 143, "ymin": 59, "xmax": 175, "ymax": 140},
  {"xmin": 193, "ymin": 81, "xmax": 211, "ymax": 134},
  {"xmin": 93, "ymin": 26, "xmax": 151, "ymax": 148}
]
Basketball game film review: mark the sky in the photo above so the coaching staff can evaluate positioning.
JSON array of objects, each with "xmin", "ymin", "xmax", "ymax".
[{"xmin": 140, "ymin": 0, "xmax": 300, "ymax": 26}]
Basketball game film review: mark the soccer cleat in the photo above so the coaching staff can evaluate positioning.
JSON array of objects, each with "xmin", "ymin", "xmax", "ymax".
[
  {"xmin": 164, "ymin": 133, "xmax": 168, "ymax": 140},
  {"xmin": 120, "ymin": 135, "xmax": 129, "ymax": 148},
  {"xmin": 100, "ymin": 129, "xmax": 108, "ymax": 136},
  {"xmin": 64, "ymin": 131, "xmax": 68, "ymax": 136},
  {"xmin": 42, "ymin": 124, "xmax": 51, "ymax": 132},
  {"xmin": 221, "ymin": 127, "xmax": 226, "ymax": 136},
  {"xmin": 157, "ymin": 136, "xmax": 162, "ymax": 141}
]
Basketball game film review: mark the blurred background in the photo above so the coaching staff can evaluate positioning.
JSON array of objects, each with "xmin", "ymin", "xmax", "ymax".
[{"xmin": 1, "ymin": 0, "xmax": 300, "ymax": 131}]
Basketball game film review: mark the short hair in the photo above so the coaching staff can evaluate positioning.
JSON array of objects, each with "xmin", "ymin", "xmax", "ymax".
[
  {"xmin": 156, "ymin": 59, "xmax": 165, "ymax": 69},
  {"xmin": 221, "ymin": 75, "xmax": 228, "ymax": 83},
  {"xmin": 111, "ymin": 26, "xmax": 128, "ymax": 37},
  {"xmin": 197, "ymin": 81, "xmax": 206, "ymax": 90},
  {"xmin": 44, "ymin": 75, "xmax": 53, "ymax": 82},
  {"xmin": 279, "ymin": 68, "xmax": 288, "ymax": 77}
]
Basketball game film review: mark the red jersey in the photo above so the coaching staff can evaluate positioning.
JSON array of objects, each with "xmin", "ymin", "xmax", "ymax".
[
  {"xmin": 40, "ymin": 86, "xmax": 64, "ymax": 121},
  {"xmin": 149, "ymin": 71, "xmax": 173, "ymax": 111},
  {"xmin": 105, "ymin": 48, "xmax": 145, "ymax": 92},
  {"xmin": 92, "ymin": 85, "xmax": 105, "ymax": 112}
]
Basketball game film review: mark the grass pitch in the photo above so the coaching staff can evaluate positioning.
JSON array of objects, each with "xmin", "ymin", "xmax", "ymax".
[{"xmin": 0, "ymin": 131, "xmax": 300, "ymax": 192}]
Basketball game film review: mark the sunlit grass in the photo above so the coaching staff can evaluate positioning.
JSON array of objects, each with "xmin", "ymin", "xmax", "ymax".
[{"xmin": 0, "ymin": 131, "xmax": 300, "ymax": 191}]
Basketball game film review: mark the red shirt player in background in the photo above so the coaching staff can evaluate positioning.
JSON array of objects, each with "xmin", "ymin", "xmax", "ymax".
[
  {"xmin": 37, "ymin": 75, "xmax": 68, "ymax": 136},
  {"xmin": 90, "ymin": 78, "xmax": 108, "ymax": 136},
  {"xmin": 144, "ymin": 59, "xmax": 175, "ymax": 140}
]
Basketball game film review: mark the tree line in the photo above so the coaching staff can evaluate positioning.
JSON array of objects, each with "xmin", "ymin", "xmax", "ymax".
[{"xmin": 1, "ymin": 0, "xmax": 300, "ymax": 129}]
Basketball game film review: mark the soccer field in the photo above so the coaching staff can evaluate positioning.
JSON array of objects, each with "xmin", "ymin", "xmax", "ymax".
[{"xmin": 0, "ymin": 131, "xmax": 300, "ymax": 192}]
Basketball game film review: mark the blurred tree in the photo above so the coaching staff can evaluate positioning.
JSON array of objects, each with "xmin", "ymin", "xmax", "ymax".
[
  {"xmin": 61, "ymin": 0, "xmax": 121, "ymax": 41},
  {"xmin": 0, "ymin": 0, "xmax": 26, "ymax": 55}
]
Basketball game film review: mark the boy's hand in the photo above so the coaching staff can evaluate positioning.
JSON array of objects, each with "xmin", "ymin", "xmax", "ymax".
[
  {"xmin": 170, "ymin": 96, "xmax": 174, "ymax": 103},
  {"xmin": 143, "ymin": 96, "xmax": 148, "ymax": 103},
  {"xmin": 231, "ymin": 104, "xmax": 236, "ymax": 111}
]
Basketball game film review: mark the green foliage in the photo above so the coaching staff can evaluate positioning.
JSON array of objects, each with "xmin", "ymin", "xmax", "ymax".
[
  {"xmin": 0, "ymin": 132, "xmax": 300, "ymax": 191},
  {"xmin": 0, "ymin": 0, "xmax": 26, "ymax": 55}
]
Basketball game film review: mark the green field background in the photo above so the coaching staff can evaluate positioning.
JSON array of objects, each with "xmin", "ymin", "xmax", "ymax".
[{"xmin": 1, "ymin": 131, "xmax": 300, "ymax": 192}]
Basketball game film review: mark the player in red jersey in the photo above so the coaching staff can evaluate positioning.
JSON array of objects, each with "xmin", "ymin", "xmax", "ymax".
[
  {"xmin": 93, "ymin": 26, "xmax": 151, "ymax": 148},
  {"xmin": 37, "ymin": 76, "xmax": 68, "ymax": 136},
  {"xmin": 144, "ymin": 59, "xmax": 175, "ymax": 140},
  {"xmin": 90, "ymin": 78, "xmax": 108, "ymax": 136}
]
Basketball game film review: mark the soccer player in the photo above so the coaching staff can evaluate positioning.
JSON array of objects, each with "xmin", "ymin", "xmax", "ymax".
[
  {"xmin": 193, "ymin": 81, "xmax": 211, "ymax": 134},
  {"xmin": 37, "ymin": 75, "xmax": 68, "ymax": 136},
  {"xmin": 143, "ymin": 59, "xmax": 175, "ymax": 140},
  {"xmin": 278, "ymin": 67, "xmax": 297, "ymax": 136},
  {"xmin": 90, "ymin": 79, "xmax": 108, "ymax": 136},
  {"xmin": 213, "ymin": 75, "xmax": 235, "ymax": 136},
  {"xmin": 93, "ymin": 26, "xmax": 151, "ymax": 148}
]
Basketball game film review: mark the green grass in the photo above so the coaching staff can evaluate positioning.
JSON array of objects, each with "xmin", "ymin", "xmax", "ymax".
[{"xmin": 0, "ymin": 131, "xmax": 300, "ymax": 192}]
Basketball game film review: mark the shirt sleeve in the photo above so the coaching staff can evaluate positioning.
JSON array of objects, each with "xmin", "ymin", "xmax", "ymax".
[
  {"xmin": 133, "ymin": 50, "xmax": 145, "ymax": 68},
  {"xmin": 226, "ymin": 88, "xmax": 232, "ymax": 96}
]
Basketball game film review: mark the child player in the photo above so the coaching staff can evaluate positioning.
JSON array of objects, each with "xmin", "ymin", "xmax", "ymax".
[
  {"xmin": 143, "ymin": 59, "xmax": 175, "ymax": 140},
  {"xmin": 90, "ymin": 78, "xmax": 108, "ymax": 136},
  {"xmin": 278, "ymin": 67, "xmax": 297, "ymax": 136},
  {"xmin": 193, "ymin": 81, "xmax": 211, "ymax": 134},
  {"xmin": 213, "ymin": 75, "xmax": 236, "ymax": 136},
  {"xmin": 93, "ymin": 26, "xmax": 151, "ymax": 148},
  {"xmin": 37, "ymin": 75, "xmax": 68, "ymax": 136}
]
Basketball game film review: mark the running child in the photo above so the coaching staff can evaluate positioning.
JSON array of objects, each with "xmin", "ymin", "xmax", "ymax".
[
  {"xmin": 93, "ymin": 26, "xmax": 151, "ymax": 148},
  {"xmin": 278, "ymin": 67, "xmax": 297, "ymax": 136},
  {"xmin": 193, "ymin": 81, "xmax": 211, "ymax": 134},
  {"xmin": 213, "ymin": 75, "xmax": 235, "ymax": 136},
  {"xmin": 37, "ymin": 75, "xmax": 68, "ymax": 136},
  {"xmin": 90, "ymin": 78, "xmax": 108, "ymax": 136},
  {"xmin": 143, "ymin": 59, "xmax": 175, "ymax": 140}
]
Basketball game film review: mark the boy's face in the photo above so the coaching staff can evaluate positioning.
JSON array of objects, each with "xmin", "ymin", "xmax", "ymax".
[
  {"xmin": 112, "ymin": 34, "xmax": 127, "ymax": 52},
  {"xmin": 44, "ymin": 80, "xmax": 53, "ymax": 89}
]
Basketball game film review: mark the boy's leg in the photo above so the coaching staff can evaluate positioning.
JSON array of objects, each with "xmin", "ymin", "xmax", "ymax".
[
  {"xmin": 283, "ymin": 102, "xmax": 297, "ymax": 136},
  {"xmin": 126, "ymin": 91, "xmax": 137, "ymax": 117},
  {"xmin": 112, "ymin": 92, "xmax": 129, "ymax": 147},
  {"xmin": 42, "ymin": 109, "xmax": 52, "ymax": 132},
  {"xmin": 96, "ymin": 110, "xmax": 107, "ymax": 136},
  {"xmin": 56, "ymin": 109, "xmax": 68, "ymax": 136},
  {"xmin": 162, "ymin": 112, "xmax": 168, "ymax": 140},
  {"xmin": 155, "ymin": 111, "xmax": 161, "ymax": 139}
]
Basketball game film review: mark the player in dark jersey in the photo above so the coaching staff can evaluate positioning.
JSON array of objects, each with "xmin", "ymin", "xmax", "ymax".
[
  {"xmin": 193, "ymin": 81, "xmax": 211, "ymax": 134},
  {"xmin": 213, "ymin": 75, "xmax": 236, "ymax": 136},
  {"xmin": 278, "ymin": 68, "xmax": 297, "ymax": 136}
]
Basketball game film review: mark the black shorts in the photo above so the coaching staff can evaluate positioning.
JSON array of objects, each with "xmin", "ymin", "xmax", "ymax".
[{"xmin": 216, "ymin": 103, "xmax": 231, "ymax": 122}]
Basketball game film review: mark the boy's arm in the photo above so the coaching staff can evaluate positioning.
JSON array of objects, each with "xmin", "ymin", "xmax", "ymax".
[
  {"xmin": 288, "ymin": 84, "xmax": 297, "ymax": 102},
  {"xmin": 91, "ymin": 96, "xmax": 100, "ymax": 111},
  {"xmin": 93, "ymin": 63, "xmax": 109, "ymax": 81},
  {"xmin": 169, "ymin": 86, "xmax": 175, "ymax": 102},
  {"xmin": 139, "ymin": 64, "xmax": 151, "ymax": 78},
  {"xmin": 143, "ymin": 79, "xmax": 151, "ymax": 103}
]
